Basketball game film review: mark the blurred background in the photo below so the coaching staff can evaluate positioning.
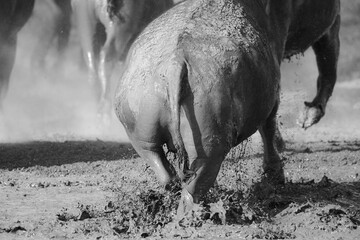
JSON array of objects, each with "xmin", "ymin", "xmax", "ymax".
[{"xmin": 0, "ymin": 0, "xmax": 359, "ymax": 143}]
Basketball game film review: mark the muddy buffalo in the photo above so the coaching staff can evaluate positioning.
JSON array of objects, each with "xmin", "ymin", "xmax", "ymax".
[
  {"xmin": 0, "ymin": 0, "xmax": 35, "ymax": 111},
  {"xmin": 71, "ymin": 0, "xmax": 174, "ymax": 121},
  {"xmin": 114, "ymin": 0, "xmax": 340, "ymax": 217}
]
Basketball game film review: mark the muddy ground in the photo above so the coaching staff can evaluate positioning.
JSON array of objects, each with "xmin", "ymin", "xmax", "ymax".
[
  {"xmin": 1, "ymin": 132, "xmax": 360, "ymax": 240},
  {"xmin": 1, "ymin": 1, "xmax": 360, "ymax": 240}
]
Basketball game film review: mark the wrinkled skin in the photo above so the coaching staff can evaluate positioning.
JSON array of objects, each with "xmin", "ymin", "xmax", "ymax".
[
  {"xmin": 115, "ymin": 0, "xmax": 286, "ymax": 217},
  {"xmin": 31, "ymin": 0, "xmax": 72, "ymax": 72},
  {"xmin": 0, "ymin": 0, "xmax": 34, "ymax": 111},
  {"xmin": 71, "ymin": 0, "xmax": 174, "ymax": 122}
]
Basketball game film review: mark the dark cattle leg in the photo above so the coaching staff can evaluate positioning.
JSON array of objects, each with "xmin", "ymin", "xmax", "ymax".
[
  {"xmin": 297, "ymin": 16, "xmax": 340, "ymax": 129},
  {"xmin": 0, "ymin": 0, "xmax": 34, "ymax": 111},
  {"xmin": 31, "ymin": 5, "xmax": 59, "ymax": 71},
  {"xmin": 98, "ymin": 23, "xmax": 117, "ymax": 117},
  {"xmin": 72, "ymin": 1, "xmax": 110, "ymax": 115},
  {"xmin": 259, "ymin": 100, "xmax": 285, "ymax": 185},
  {"xmin": 31, "ymin": 0, "xmax": 72, "ymax": 72},
  {"xmin": 54, "ymin": 0, "xmax": 72, "ymax": 53},
  {"xmin": 72, "ymin": 3, "xmax": 98, "ymax": 87},
  {"xmin": 0, "ymin": 36, "xmax": 17, "ymax": 111}
]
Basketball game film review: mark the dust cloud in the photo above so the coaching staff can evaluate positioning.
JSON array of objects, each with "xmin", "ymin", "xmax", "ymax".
[
  {"xmin": 1, "ymin": 1, "xmax": 359, "ymax": 144},
  {"xmin": 0, "ymin": 3, "xmax": 127, "ymax": 143}
]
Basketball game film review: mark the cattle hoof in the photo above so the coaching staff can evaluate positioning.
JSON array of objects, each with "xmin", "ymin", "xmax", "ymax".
[
  {"xmin": 262, "ymin": 168, "xmax": 285, "ymax": 186},
  {"xmin": 176, "ymin": 189, "xmax": 195, "ymax": 222},
  {"xmin": 297, "ymin": 104, "xmax": 324, "ymax": 129},
  {"xmin": 252, "ymin": 181, "xmax": 276, "ymax": 200}
]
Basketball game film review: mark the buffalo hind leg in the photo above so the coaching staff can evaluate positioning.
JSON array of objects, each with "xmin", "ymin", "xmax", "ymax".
[
  {"xmin": 297, "ymin": 16, "xmax": 340, "ymax": 129},
  {"xmin": 72, "ymin": 2, "xmax": 99, "ymax": 87},
  {"xmin": 177, "ymin": 147, "xmax": 224, "ymax": 219},
  {"xmin": 131, "ymin": 140, "xmax": 178, "ymax": 189},
  {"xmin": 259, "ymin": 102, "xmax": 285, "ymax": 185}
]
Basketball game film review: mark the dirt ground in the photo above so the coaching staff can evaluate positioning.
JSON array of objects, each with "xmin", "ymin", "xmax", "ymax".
[
  {"xmin": 1, "ymin": 1, "xmax": 360, "ymax": 240},
  {"xmin": 1, "ymin": 132, "xmax": 360, "ymax": 239}
]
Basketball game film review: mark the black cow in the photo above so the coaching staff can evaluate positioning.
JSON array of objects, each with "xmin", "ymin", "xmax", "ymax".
[{"xmin": 115, "ymin": 0, "xmax": 340, "ymax": 217}]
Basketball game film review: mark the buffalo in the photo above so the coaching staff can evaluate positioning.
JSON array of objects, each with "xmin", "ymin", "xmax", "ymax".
[
  {"xmin": 0, "ymin": 0, "xmax": 35, "ymax": 111},
  {"xmin": 71, "ymin": 0, "xmax": 174, "ymax": 121},
  {"xmin": 114, "ymin": 0, "xmax": 340, "ymax": 217}
]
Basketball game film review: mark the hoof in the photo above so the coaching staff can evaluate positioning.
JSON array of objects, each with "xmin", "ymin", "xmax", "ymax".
[
  {"xmin": 176, "ymin": 188, "xmax": 195, "ymax": 221},
  {"xmin": 297, "ymin": 102, "xmax": 324, "ymax": 129},
  {"xmin": 262, "ymin": 168, "xmax": 285, "ymax": 186},
  {"xmin": 252, "ymin": 180, "xmax": 276, "ymax": 200}
]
